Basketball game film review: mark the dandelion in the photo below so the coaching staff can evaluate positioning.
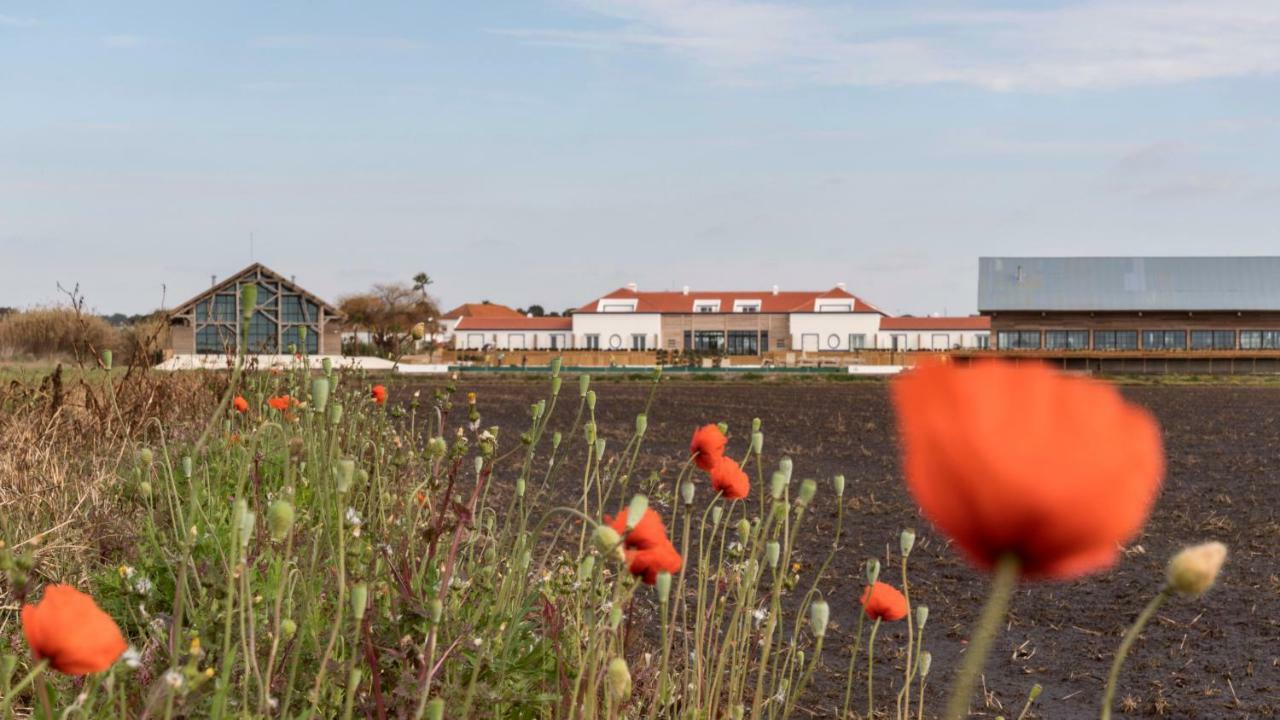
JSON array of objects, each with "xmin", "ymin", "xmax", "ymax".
[
  {"xmin": 371, "ymin": 385, "xmax": 388, "ymax": 405},
  {"xmin": 21, "ymin": 585, "xmax": 128, "ymax": 675},
  {"xmin": 163, "ymin": 669, "xmax": 184, "ymax": 689},
  {"xmin": 689, "ymin": 423, "xmax": 728, "ymax": 471},
  {"xmin": 709, "ymin": 456, "xmax": 750, "ymax": 499},
  {"xmin": 232, "ymin": 395, "xmax": 249, "ymax": 413}
]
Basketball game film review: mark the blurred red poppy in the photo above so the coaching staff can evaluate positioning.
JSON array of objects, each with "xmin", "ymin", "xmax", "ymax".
[
  {"xmin": 604, "ymin": 507, "xmax": 683, "ymax": 584},
  {"xmin": 372, "ymin": 385, "xmax": 388, "ymax": 405},
  {"xmin": 689, "ymin": 423, "xmax": 727, "ymax": 471},
  {"xmin": 22, "ymin": 585, "xmax": 128, "ymax": 675},
  {"xmin": 709, "ymin": 456, "xmax": 750, "ymax": 500},
  {"xmin": 267, "ymin": 395, "xmax": 294, "ymax": 412},
  {"xmin": 233, "ymin": 396, "xmax": 249, "ymax": 413},
  {"xmin": 860, "ymin": 581, "xmax": 908, "ymax": 622}
]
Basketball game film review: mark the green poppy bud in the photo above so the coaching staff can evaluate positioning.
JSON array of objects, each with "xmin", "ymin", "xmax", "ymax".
[
  {"xmin": 866, "ymin": 558, "xmax": 881, "ymax": 585},
  {"xmin": 584, "ymin": 422, "xmax": 597, "ymax": 445},
  {"xmin": 329, "ymin": 403, "xmax": 343, "ymax": 426},
  {"xmin": 796, "ymin": 478, "xmax": 817, "ymax": 508},
  {"xmin": 606, "ymin": 657, "xmax": 631, "ymax": 703},
  {"xmin": 430, "ymin": 599, "xmax": 443, "ymax": 624},
  {"xmin": 595, "ymin": 439, "xmax": 606, "ymax": 459},
  {"xmin": 550, "ymin": 356, "xmax": 562, "ymax": 376},
  {"xmin": 181, "ymin": 456, "xmax": 193, "ymax": 479},
  {"xmin": 594, "ymin": 525, "xmax": 624, "ymax": 561},
  {"xmin": 716, "ymin": 421, "xmax": 728, "ymax": 436},
  {"xmin": 139, "ymin": 481, "xmax": 153, "ymax": 499},
  {"xmin": 832, "ymin": 474, "xmax": 845, "ymax": 497},
  {"xmin": 425, "ymin": 698, "xmax": 445, "ymax": 720},
  {"xmin": 918, "ymin": 651, "xmax": 932, "ymax": 678},
  {"xmin": 322, "ymin": 357, "xmax": 332, "ymax": 374},
  {"xmin": 635, "ymin": 413, "xmax": 647, "ymax": 436},
  {"xmin": 770, "ymin": 471, "xmax": 787, "ymax": 500},
  {"xmin": 579, "ymin": 374, "xmax": 590, "ymax": 397},
  {"xmin": 335, "ymin": 458, "xmax": 355, "ymax": 493},
  {"xmin": 809, "ymin": 599, "xmax": 829, "ymax": 639},
  {"xmin": 474, "ymin": 456, "xmax": 484, "ymax": 475},
  {"xmin": 626, "ymin": 495, "xmax": 648, "ymax": 530},
  {"xmin": 577, "ymin": 555, "xmax": 595, "ymax": 581},
  {"xmin": 550, "ymin": 376, "xmax": 562, "ymax": 395},
  {"xmin": 916, "ymin": 604, "xmax": 929, "ymax": 629},
  {"xmin": 655, "ymin": 572, "xmax": 672, "ymax": 604},
  {"xmin": 239, "ymin": 284, "xmax": 258, "ymax": 320},
  {"xmin": 101, "ymin": 349, "xmax": 112, "ymax": 371},
  {"xmin": 711, "ymin": 506, "xmax": 723, "ymax": 526},
  {"xmin": 281, "ymin": 618, "xmax": 297, "ymax": 639},
  {"xmin": 268, "ymin": 500, "xmax": 295, "ymax": 541},
  {"xmin": 515, "ymin": 478, "xmax": 525, "ymax": 497},
  {"xmin": 680, "ymin": 481, "xmax": 695, "ymax": 506},
  {"xmin": 900, "ymin": 528, "xmax": 916, "ymax": 557},
  {"xmin": 350, "ymin": 583, "xmax": 368, "ymax": 622},
  {"xmin": 551, "ymin": 431, "xmax": 562, "ymax": 449},
  {"xmin": 751, "ymin": 417, "xmax": 761, "ymax": 433},
  {"xmin": 765, "ymin": 541, "xmax": 780, "ymax": 569},
  {"xmin": 239, "ymin": 510, "xmax": 255, "ymax": 549},
  {"xmin": 586, "ymin": 390, "xmax": 597, "ymax": 411},
  {"xmin": 1029, "ymin": 683, "xmax": 1042, "ymax": 701},
  {"xmin": 736, "ymin": 519, "xmax": 751, "ymax": 544},
  {"xmin": 609, "ymin": 605, "xmax": 623, "ymax": 629},
  {"xmin": 751, "ymin": 431, "xmax": 763, "ymax": 455},
  {"xmin": 778, "ymin": 457, "xmax": 793, "ymax": 482},
  {"xmin": 310, "ymin": 378, "xmax": 329, "ymax": 412},
  {"xmin": 139, "ymin": 448, "xmax": 153, "ymax": 466}
]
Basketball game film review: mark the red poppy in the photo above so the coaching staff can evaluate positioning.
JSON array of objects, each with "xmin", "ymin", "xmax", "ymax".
[
  {"xmin": 689, "ymin": 423, "xmax": 727, "ymax": 471},
  {"xmin": 371, "ymin": 385, "xmax": 388, "ymax": 405},
  {"xmin": 233, "ymin": 396, "xmax": 249, "ymax": 413},
  {"xmin": 604, "ymin": 507, "xmax": 683, "ymax": 584},
  {"xmin": 860, "ymin": 581, "xmax": 909, "ymax": 622},
  {"xmin": 22, "ymin": 585, "xmax": 128, "ymax": 675},
  {"xmin": 892, "ymin": 360, "xmax": 1164, "ymax": 580},
  {"xmin": 709, "ymin": 456, "xmax": 750, "ymax": 500},
  {"xmin": 267, "ymin": 395, "xmax": 294, "ymax": 412}
]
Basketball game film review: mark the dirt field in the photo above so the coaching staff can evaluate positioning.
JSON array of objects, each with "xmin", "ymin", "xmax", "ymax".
[{"xmin": 400, "ymin": 376, "xmax": 1279, "ymax": 720}]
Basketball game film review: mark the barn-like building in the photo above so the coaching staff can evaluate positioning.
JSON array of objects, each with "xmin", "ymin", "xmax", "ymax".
[{"xmin": 168, "ymin": 263, "xmax": 344, "ymax": 356}]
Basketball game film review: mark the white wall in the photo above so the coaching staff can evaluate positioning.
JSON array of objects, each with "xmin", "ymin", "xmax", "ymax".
[
  {"xmin": 571, "ymin": 313, "xmax": 663, "ymax": 351},
  {"xmin": 456, "ymin": 331, "xmax": 572, "ymax": 351},
  {"xmin": 875, "ymin": 330, "xmax": 990, "ymax": 350},
  {"xmin": 788, "ymin": 313, "xmax": 882, "ymax": 351}
]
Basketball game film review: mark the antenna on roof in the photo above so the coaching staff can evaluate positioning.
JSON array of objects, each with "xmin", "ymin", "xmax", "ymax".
[
  {"xmin": 211, "ymin": 274, "xmax": 216, "ymax": 288},
  {"xmin": 250, "ymin": 232, "xmax": 255, "ymax": 262},
  {"xmin": 1016, "ymin": 265, "xmax": 1025, "ymax": 284}
]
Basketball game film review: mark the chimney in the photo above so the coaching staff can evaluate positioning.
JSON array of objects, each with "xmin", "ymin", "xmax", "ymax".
[
  {"xmin": 211, "ymin": 275, "xmax": 217, "ymax": 288},
  {"xmin": 1016, "ymin": 265, "xmax": 1025, "ymax": 284},
  {"xmin": 626, "ymin": 282, "xmax": 638, "ymax": 292},
  {"xmin": 682, "ymin": 285, "xmax": 689, "ymax": 296},
  {"xmin": 772, "ymin": 285, "xmax": 779, "ymax": 296},
  {"xmin": 291, "ymin": 275, "xmax": 296, "ymax": 284}
]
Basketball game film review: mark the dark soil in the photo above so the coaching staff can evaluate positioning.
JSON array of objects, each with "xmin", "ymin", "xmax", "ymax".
[{"xmin": 399, "ymin": 376, "xmax": 1280, "ymax": 720}]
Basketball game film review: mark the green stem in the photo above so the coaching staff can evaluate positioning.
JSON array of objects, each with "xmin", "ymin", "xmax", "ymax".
[
  {"xmin": 943, "ymin": 554, "xmax": 1020, "ymax": 720},
  {"xmin": 840, "ymin": 612, "xmax": 866, "ymax": 720},
  {"xmin": 867, "ymin": 618, "xmax": 882, "ymax": 719},
  {"xmin": 1100, "ymin": 587, "xmax": 1171, "ymax": 720},
  {"xmin": 0, "ymin": 660, "xmax": 49, "ymax": 718}
]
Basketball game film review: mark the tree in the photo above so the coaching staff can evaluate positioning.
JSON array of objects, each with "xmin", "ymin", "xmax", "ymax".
[
  {"xmin": 338, "ymin": 282, "xmax": 441, "ymax": 355},
  {"xmin": 412, "ymin": 272, "xmax": 433, "ymax": 298},
  {"xmin": 526, "ymin": 304, "xmax": 545, "ymax": 317}
]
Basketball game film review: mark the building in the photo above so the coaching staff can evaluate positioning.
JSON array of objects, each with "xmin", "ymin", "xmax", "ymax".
[
  {"xmin": 980, "ymin": 256, "xmax": 1280, "ymax": 353},
  {"xmin": 570, "ymin": 284, "xmax": 886, "ymax": 354},
  {"xmin": 878, "ymin": 316, "xmax": 990, "ymax": 350},
  {"xmin": 168, "ymin": 263, "xmax": 344, "ymax": 355},
  {"xmin": 438, "ymin": 302, "xmax": 525, "ymax": 344},
  {"xmin": 453, "ymin": 316, "xmax": 573, "ymax": 351}
]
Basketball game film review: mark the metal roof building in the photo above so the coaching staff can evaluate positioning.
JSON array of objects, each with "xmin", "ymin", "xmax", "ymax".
[{"xmin": 979, "ymin": 257, "xmax": 1280, "ymax": 312}]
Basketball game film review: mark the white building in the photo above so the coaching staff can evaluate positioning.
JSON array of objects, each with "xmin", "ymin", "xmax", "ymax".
[
  {"xmin": 877, "ymin": 316, "xmax": 991, "ymax": 351},
  {"xmin": 453, "ymin": 316, "xmax": 574, "ymax": 351}
]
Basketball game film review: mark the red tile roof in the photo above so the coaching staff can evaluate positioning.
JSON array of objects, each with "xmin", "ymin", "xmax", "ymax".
[
  {"xmin": 442, "ymin": 302, "xmax": 524, "ymax": 320},
  {"xmin": 455, "ymin": 317, "xmax": 573, "ymax": 331},
  {"xmin": 880, "ymin": 316, "xmax": 990, "ymax": 331},
  {"xmin": 576, "ymin": 287, "xmax": 885, "ymax": 314}
]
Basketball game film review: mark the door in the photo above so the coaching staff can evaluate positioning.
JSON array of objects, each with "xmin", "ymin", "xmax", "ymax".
[{"xmin": 801, "ymin": 334, "xmax": 819, "ymax": 351}]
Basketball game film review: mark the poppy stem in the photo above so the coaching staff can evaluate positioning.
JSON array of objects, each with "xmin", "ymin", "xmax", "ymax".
[
  {"xmin": 867, "ymin": 617, "xmax": 882, "ymax": 718},
  {"xmin": 0, "ymin": 659, "xmax": 48, "ymax": 718},
  {"xmin": 1100, "ymin": 586, "xmax": 1171, "ymax": 720},
  {"xmin": 943, "ymin": 553, "xmax": 1020, "ymax": 720}
]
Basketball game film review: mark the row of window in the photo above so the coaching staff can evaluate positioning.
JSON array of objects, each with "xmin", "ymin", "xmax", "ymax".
[{"xmin": 997, "ymin": 329, "xmax": 1280, "ymax": 351}]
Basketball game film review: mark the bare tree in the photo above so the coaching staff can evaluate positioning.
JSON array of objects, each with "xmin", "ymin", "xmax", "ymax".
[{"xmin": 339, "ymin": 282, "xmax": 441, "ymax": 356}]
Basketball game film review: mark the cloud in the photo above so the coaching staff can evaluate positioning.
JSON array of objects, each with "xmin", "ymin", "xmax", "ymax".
[
  {"xmin": 102, "ymin": 34, "xmax": 143, "ymax": 48},
  {"xmin": 1106, "ymin": 141, "xmax": 1243, "ymax": 199},
  {"xmin": 251, "ymin": 35, "xmax": 423, "ymax": 51},
  {"xmin": 0, "ymin": 14, "xmax": 38, "ymax": 27},
  {"xmin": 496, "ymin": 0, "xmax": 1280, "ymax": 91}
]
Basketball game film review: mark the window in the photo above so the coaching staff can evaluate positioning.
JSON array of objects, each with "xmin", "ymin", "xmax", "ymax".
[
  {"xmin": 1093, "ymin": 330, "xmax": 1138, "ymax": 350},
  {"xmin": 997, "ymin": 330, "xmax": 1041, "ymax": 350},
  {"xmin": 1045, "ymin": 330, "xmax": 1089, "ymax": 350},
  {"xmin": 631, "ymin": 334, "xmax": 647, "ymax": 351},
  {"xmin": 1239, "ymin": 330, "xmax": 1280, "ymax": 349},
  {"xmin": 693, "ymin": 300, "xmax": 720, "ymax": 313},
  {"xmin": 817, "ymin": 303, "xmax": 853, "ymax": 312},
  {"xmin": 1190, "ymin": 330, "xmax": 1235, "ymax": 350},
  {"xmin": 733, "ymin": 300, "xmax": 761, "ymax": 313},
  {"xmin": 776, "ymin": 338, "xmax": 787, "ymax": 349},
  {"xmin": 608, "ymin": 334, "xmax": 623, "ymax": 349},
  {"xmin": 931, "ymin": 333, "xmax": 951, "ymax": 349},
  {"xmin": 549, "ymin": 335, "xmax": 561, "ymax": 350},
  {"xmin": 584, "ymin": 334, "xmax": 600, "ymax": 350},
  {"xmin": 1142, "ymin": 330, "xmax": 1186, "ymax": 350},
  {"xmin": 683, "ymin": 330, "xmax": 725, "ymax": 352},
  {"xmin": 195, "ymin": 325, "xmax": 235, "ymax": 354},
  {"xmin": 976, "ymin": 335, "xmax": 990, "ymax": 350},
  {"xmin": 849, "ymin": 333, "xmax": 867, "ymax": 349},
  {"xmin": 726, "ymin": 330, "xmax": 766, "ymax": 355}
]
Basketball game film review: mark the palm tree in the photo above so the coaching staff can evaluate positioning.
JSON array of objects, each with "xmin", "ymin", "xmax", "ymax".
[{"xmin": 412, "ymin": 272, "xmax": 433, "ymax": 298}]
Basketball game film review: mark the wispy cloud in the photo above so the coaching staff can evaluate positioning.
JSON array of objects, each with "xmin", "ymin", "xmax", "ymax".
[
  {"xmin": 102, "ymin": 34, "xmax": 143, "ymax": 49},
  {"xmin": 496, "ymin": 0, "xmax": 1280, "ymax": 91},
  {"xmin": 0, "ymin": 14, "xmax": 38, "ymax": 28},
  {"xmin": 251, "ymin": 35, "xmax": 423, "ymax": 51}
]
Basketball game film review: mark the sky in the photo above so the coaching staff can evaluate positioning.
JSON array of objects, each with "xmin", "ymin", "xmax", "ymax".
[{"xmin": 2, "ymin": 0, "xmax": 1279, "ymax": 317}]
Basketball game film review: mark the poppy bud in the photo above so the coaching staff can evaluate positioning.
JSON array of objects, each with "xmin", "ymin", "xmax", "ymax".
[
  {"xmin": 1029, "ymin": 683, "xmax": 1042, "ymax": 701},
  {"xmin": 832, "ymin": 474, "xmax": 845, "ymax": 497},
  {"xmin": 586, "ymin": 390, "xmax": 597, "ymax": 411},
  {"xmin": 530, "ymin": 402, "xmax": 542, "ymax": 419},
  {"xmin": 751, "ymin": 432, "xmax": 763, "ymax": 455},
  {"xmin": 680, "ymin": 481, "xmax": 695, "ymax": 506},
  {"xmin": 609, "ymin": 605, "xmax": 623, "ymax": 629},
  {"xmin": 182, "ymin": 456, "xmax": 193, "ymax": 479},
  {"xmin": 311, "ymin": 378, "xmax": 330, "ymax": 412},
  {"xmin": 809, "ymin": 600, "xmax": 829, "ymax": 639},
  {"xmin": 796, "ymin": 650, "xmax": 805, "ymax": 666},
  {"xmin": 551, "ymin": 376, "xmax": 562, "ymax": 396},
  {"xmin": 281, "ymin": 618, "xmax": 297, "ymax": 639},
  {"xmin": 711, "ymin": 506, "xmax": 723, "ymax": 526},
  {"xmin": 101, "ymin": 349, "xmax": 112, "ymax": 371},
  {"xmin": 139, "ymin": 448, "xmax": 153, "ymax": 466},
  {"xmin": 595, "ymin": 439, "xmax": 606, "ymax": 459},
  {"xmin": 240, "ymin": 284, "xmax": 258, "ymax": 320},
  {"xmin": 350, "ymin": 583, "xmax": 368, "ymax": 622},
  {"xmin": 635, "ymin": 414, "xmax": 647, "ymax": 436},
  {"xmin": 579, "ymin": 374, "xmax": 591, "ymax": 397},
  {"xmin": 916, "ymin": 604, "xmax": 929, "ymax": 629},
  {"xmin": 425, "ymin": 698, "xmax": 445, "ymax": 720},
  {"xmin": 551, "ymin": 431, "xmax": 562, "ymax": 449},
  {"xmin": 322, "ymin": 357, "xmax": 332, "ymax": 374},
  {"xmin": 651, "ymin": 366, "xmax": 662, "ymax": 381},
  {"xmin": 626, "ymin": 496, "xmax": 649, "ymax": 530},
  {"xmin": 268, "ymin": 500, "xmax": 295, "ymax": 541},
  {"xmin": 474, "ymin": 457, "xmax": 484, "ymax": 475},
  {"xmin": 139, "ymin": 481, "xmax": 153, "ymax": 499},
  {"xmin": 297, "ymin": 326, "xmax": 308, "ymax": 343},
  {"xmin": 584, "ymin": 422, "xmax": 597, "ymax": 445},
  {"xmin": 577, "ymin": 555, "xmax": 595, "ymax": 581},
  {"xmin": 335, "ymin": 458, "xmax": 355, "ymax": 493},
  {"xmin": 411, "ymin": 322, "xmax": 426, "ymax": 340},
  {"xmin": 238, "ymin": 510, "xmax": 255, "ymax": 549},
  {"xmin": 594, "ymin": 525, "xmax": 624, "ymax": 561},
  {"xmin": 606, "ymin": 657, "xmax": 632, "ymax": 704},
  {"xmin": 655, "ymin": 572, "xmax": 672, "ymax": 604},
  {"xmin": 732, "ymin": 519, "xmax": 750, "ymax": 545},
  {"xmin": 550, "ymin": 356, "xmax": 562, "ymax": 376},
  {"xmin": 1167, "ymin": 541, "xmax": 1227, "ymax": 596},
  {"xmin": 866, "ymin": 558, "xmax": 881, "ymax": 585},
  {"xmin": 900, "ymin": 528, "xmax": 916, "ymax": 557},
  {"xmin": 716, "ymin": 421, "xmax": 728, "ymax": 436},
  {"xmin": 770, "ymin": 471, "xmax": 787, "ymax": 500},
  {"xmin": 730, "ymin": 706, "xmax": 744, "ymax": 720},
  {"xmin": 796, "ymin": 478, "xmax": 816, "ymax": 508},
  {"xmin": 918, "ymin": 651, "xmax": 932, "ymax": 678},
  {"xmin": 778, "ymin": 457, "xmax": 793, "ymax": 483},
  {"xmin": 765, "ymin": 541, "xmax": 780, "ymax": 569},
  {"xmin": 515, "ymin": 478, "xmax": 525, "ymax": 497},
  {"xmin": 430, "ymin": 599, "xmax": 443, "ymax": 624},
  {"xmin": 751, "ymin": 417, "xmax": 761, "ymax": 433}
]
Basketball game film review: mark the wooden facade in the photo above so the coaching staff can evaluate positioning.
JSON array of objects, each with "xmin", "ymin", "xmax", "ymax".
[
  {"xmin": 987, "ymin": 311, "xmax": 1280, "ymax": 352},
  {"xmin": 658, "ymin": 313, "xmax": 791, "ymax": 354}
]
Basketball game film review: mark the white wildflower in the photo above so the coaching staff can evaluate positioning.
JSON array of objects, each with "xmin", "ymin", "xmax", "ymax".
[{"xmin": 163, "ymin": 670, "xmax": 184, "ymax": 689}]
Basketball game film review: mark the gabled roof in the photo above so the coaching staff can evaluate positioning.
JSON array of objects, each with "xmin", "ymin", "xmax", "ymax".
[
  {"xmin": 575, "ymin": 287, "xmax": 885, "ymax": 314},
  {"xmin": 979, "ymin": 257, "xmax": 1280, "ymax": 312},
  {"xmin": 169, "ymin": 263, "xmax": 342, "ymax": 318},
  {"xmin": 442, "ymin": 302, "xmax": 524, "ymax": 320},
  {"xmin": 880, "ymin": 316, "xmax": 990, "ymax": 331},
  {"xmin": 455, "ymin": 317, "xmax": 573, "ymax": 331}
]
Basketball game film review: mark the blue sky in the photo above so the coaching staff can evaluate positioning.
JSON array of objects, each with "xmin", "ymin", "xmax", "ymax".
[{"xmin": 2, "ymin": 1, "xmax": 1278, "ymax": 316}]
